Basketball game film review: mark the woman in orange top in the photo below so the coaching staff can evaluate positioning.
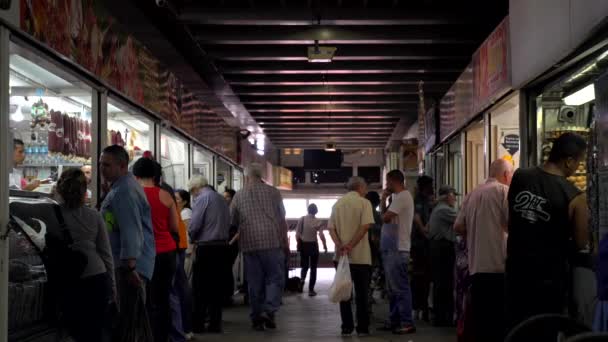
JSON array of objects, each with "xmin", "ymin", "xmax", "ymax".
[{"xmin": 133, "ymin": 158, "xmax": 178, "ymax": 342}]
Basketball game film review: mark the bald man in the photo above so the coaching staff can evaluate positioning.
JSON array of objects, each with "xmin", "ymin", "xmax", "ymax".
[{"xmin": 454, "ymin": 158, "xmax": 513, "ymax": 342}]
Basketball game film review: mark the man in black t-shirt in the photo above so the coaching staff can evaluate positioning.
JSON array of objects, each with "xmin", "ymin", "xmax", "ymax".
[{"xmin": 506, "ymin": 132, "xmax": 589, "ymax": 331}]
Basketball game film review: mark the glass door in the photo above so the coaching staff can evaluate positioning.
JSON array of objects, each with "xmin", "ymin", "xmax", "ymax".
[{"xmin": 161, "ymin": 130, "xmax": 188, "ymax": 190}]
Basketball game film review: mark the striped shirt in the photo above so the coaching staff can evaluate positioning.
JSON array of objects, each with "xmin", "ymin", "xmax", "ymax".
[{"xmin": 230, "ymin": 182, "xmax": 287, "ymax": 253}]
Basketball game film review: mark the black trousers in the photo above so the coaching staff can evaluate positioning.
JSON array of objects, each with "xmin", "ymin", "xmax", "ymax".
[
  {"xmin": 430, "ymin": 239, "xmax": 455, "ymax": 326},
  {"xmin": 505, "ymin": 258, "xmax": 567, "ymax": 331},
  {"xmin": 334, "ymin": 262, "xmax": 371, "ymax": 333},
  {"xmin": 411, "ymin": 238, "xmax": 431, "ymax": 312},
  {"xmin": 63, "ymin": 272, "xmax": 113, "ymax": 342},
  {"xmin": 470, "ymin": 273, "xmax": 505, "ymax": 342},
  {"xmin": 149, "ymin": 250, "xmax": 177, "ymax": 342},
  {"xmin": 300, "ymin": 242, "xmax": 320, "ymax": 291},
  {"xmin": 193, "ymin": 244, "xmax": 232, "ymax": 330}
]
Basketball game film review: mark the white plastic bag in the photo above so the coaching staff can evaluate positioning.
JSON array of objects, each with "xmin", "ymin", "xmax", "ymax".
[{"xmin": 329, "ymin": 255, "xmax": 353, "ymax": 303}]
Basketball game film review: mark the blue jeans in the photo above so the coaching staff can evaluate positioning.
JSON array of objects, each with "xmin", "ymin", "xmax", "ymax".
[
  {"xmin": 170, "ymin": 250, "xmax": 193, "ymax": 341},
  {"xmin": 382, "ymin": 251, "xmax": 414, "ymax": 326},
  {"xmin": 244, "ymin": 248, "xmax": 285, "ymax": 321}
]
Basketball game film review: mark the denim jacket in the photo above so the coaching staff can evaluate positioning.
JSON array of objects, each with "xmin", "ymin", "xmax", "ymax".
[{"xmin": 100, "ymin": 173, "xmax": 155, "ymax": 280}]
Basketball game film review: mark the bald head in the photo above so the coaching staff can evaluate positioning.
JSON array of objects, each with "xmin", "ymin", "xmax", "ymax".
[{"xmin": 489, "ymin": 158, "xmax": 514, "ymax": 186}]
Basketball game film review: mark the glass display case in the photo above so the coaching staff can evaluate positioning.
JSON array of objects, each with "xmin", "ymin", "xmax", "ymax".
[
  {"xmin": 193, "ymin": 146, "xmax": 214, "ymax": 185},
  {"xmin": 216, "ymin": 159, "xmax": 232, "ymax": 194},
  {"xmin": 161, "ymin": 130, "xmax": 188, "ymax": 190},
  {"xmin": 107, "ymin": 98, "xmax": 155, "ymax": 166},
  {"xmin": 9, "ymin": 43, "xmax": 93, "ymax": 194}
]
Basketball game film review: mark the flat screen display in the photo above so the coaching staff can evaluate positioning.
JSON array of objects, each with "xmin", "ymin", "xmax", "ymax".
[{"xmin": 303, "ymin": 150, "xmax": 343, "ymax": 170}]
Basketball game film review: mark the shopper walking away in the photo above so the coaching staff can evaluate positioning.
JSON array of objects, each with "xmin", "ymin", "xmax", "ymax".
[
  {"xmin": 188, "ymin": 175, "xmax": 232, "ymax": 333},
  {"xmin": 411, "ymin": 175, "xmax": 434, "ymax": 321},
  {"xmin": 454, "ymin": 159, "xmax": 513, "ymax": 342},
  {"xmin": 506, "ymin": 132, "xmax": 589, "ymax": 330},
  {"xmin": 328, "ymin": 177, "xmax": 375, "ymax": 337},
  {"xmin": 230, "ymin": 163, "xmax": 289, "ymax": 331},
  {"xmin": 53, "ymin": 168, "xmax": 114, "ymax": 342},
  {"xmin": 296, "ymin": 203, "xmax": 328, "ymax": 296},
  {"xmin": 378, "ymin": 170, "xmax": 417, "ymax": 335},
  {"xmin": 99, "ymin": 145, "xmax": 155, "ymax": 340},
  {"xmin": 132, "ymin": 158, "xmax": 178, "ymax": 342},
  {"xmin": 428, "ymin": 185, "xmax": 459, "ymax": 326}
]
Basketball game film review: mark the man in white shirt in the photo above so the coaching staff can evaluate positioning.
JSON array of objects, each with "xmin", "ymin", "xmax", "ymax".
[
  {"xmin": 380, "ymin": 170, "xmax": 416, "ymax": 335},
  {"xmin": 10, "ymin": 139, "xmax": 41, "ymax": 191}
]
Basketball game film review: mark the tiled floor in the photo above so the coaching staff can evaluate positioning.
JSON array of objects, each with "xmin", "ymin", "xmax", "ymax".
[{"xmin": 195, "ymin": 268, "xmax": 455, "ymax": 342}]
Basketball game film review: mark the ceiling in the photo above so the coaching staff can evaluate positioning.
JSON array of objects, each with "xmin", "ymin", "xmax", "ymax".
[{"xmin": 131, "ymin": 0, "xmax": 508, "ymax": 150}]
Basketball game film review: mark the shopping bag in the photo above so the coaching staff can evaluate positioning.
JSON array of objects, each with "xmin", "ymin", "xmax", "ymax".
[
  {"xmin": 329, "ymin": 255, "xmax": 353, "ymax": 303},
  {"xmin": 113, "ymin": 285, "xmax": 153, "ymax": 342}
]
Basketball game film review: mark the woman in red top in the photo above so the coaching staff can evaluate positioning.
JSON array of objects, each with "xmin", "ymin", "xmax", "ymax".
[{"xmin": 133, "ymin": 157, "xmax": 179, "ymax": 342}]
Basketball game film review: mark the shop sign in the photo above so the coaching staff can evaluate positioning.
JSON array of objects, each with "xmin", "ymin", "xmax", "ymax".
[
  {"xmin": 473, "ymin": 17, "xmax": 511, "ymax": 113},
  {"xmin": 502, "ymin": 134, "xmax": 520, "ymax": 155}
]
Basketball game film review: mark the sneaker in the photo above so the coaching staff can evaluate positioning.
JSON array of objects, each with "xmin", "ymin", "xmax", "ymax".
[
  {"xmin": 341, "ymin": 328, "xmax": 353, "ymax": 336},
  {"xmin": 393, "ymin": 325, "xmax": 416, "ymax": 335},
  {"xmin": 263, "ymin": 313, "xmax": 277, "ymax": 330},
  {"xmin": 308, "ymin": 290, "xmax": 317, "ymax": 297},
  {"xmin": 252, "ymin": 321, "xmax": 266, "ymax": 331}
]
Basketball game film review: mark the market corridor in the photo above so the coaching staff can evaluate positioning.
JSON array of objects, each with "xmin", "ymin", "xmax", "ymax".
[{"xmin": 198, "ymin": 269, "xmax": 454, "ymax": 342}]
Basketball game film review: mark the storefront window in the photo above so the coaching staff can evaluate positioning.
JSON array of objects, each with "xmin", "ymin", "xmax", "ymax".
[
  {"xmin": 216, "ymin": 159, "xmax": 232, "ymax": 194},
  {"xmin": 233, "ymin": 169, "xmax": 243, "ymax": 191},
  {"xmin": 8, "ymin": 43, "xmax": 93, "ymax": 194},
  {"xmin": 490, "ymin": 94, "xmax": 521, "ymax": 170},
  {"xmin": 107, "ymin": 98, "xmax": 154, "ymax": 165},
  {"xmin": 465, "ymin": 120, "xmax": 486, "ymax": 194},
  {"xmin": 161, "ymin": 131, "xmax": 187, "ymax": 190},
  {"xmin": 448, "ymin": 136, "xmax": 464, "ymax": 200},
  {"xmin": 193, "ymin": 146, "xmax": 214, "ymax": 185}
]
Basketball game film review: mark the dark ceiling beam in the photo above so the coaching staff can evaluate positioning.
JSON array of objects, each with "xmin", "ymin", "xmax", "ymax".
[
  {"xmin": 247, "ymin": 103, "xmax": 416, "ymax": 111},
  {"xmin": 193, "ymin": 25, "xmax": 481, "ymax": 45},
  {"xmin": 178, "ymin": 8, "xmax": 476, "ymax": 26},
  {"xmin": 232, "ymin": 84, "xmax": 446, "ymax": 95},
  {"xmin": 252, "ymin": 113, "xmax": 404, "ymax": 119},
  {"xmin": 257, "ymin": 117, "xmax": 397, "ymax": 123},
  {"xmin": 225, "ymin": 73, "xmax": 455, "ymax": 85},
  {"xmin": 260, "ymin": 121, "xmax": 396, "ymax": 127},
  {"xmin": 240, "ymin": 95, "xmax": 418, "ymax": 104},
  {"xmin": 205, "ymin": 44, "xmax": 472, "ymax": 61},
  {"xmin": 269, "ymin": 137, "xmax": 389, "ymax": 141},
  {"xmin": 262, "ymin": 126, "xmax": 393, "ymax": 131},
  {"xmin": 219, "ymin": 61, "xmax": 463, "ymax": 74},
  {"xmin": 265, "ymin": 131, "xmax": 392, "ymax": 136}
]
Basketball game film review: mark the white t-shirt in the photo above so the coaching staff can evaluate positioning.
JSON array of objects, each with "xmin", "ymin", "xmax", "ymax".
[
  {"xmin": 9, "ymin": 168, "xmax": 22, "ymax": 190},
  {"xmin": 388, "ymin": 190, "xmax": 415, "ymax": 252},
  {"xmin": 181, "ymin": 208, "xmax": 193, "ymax": 221}
]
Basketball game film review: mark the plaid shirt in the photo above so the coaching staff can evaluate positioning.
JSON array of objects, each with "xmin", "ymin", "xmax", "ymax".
[{"xmin": 230, "ymin": 182, "xmax": 286, "ymax": 253}]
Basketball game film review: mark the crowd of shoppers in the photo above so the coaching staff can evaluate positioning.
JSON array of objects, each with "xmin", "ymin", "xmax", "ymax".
[{"xmin": 33, "ymin": 131, "xmax": 594, "ymax": 341}]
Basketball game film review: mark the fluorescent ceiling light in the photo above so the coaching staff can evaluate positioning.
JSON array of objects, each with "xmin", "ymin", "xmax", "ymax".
[
  {"xmin": 308, "ymin": 46, "xmax": 337, "ymax": 63},
  {"xmin": 564, "ymin": 84, "xmax": 595, "ymax": 106}
]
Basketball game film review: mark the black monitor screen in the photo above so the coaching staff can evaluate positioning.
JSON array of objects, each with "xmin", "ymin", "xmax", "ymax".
[{"xmin": 303, "ymin": 149, "xmax": 343, "ymax": 170}]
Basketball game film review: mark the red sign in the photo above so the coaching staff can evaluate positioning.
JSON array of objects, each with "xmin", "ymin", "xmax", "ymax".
[{"xmin": 473, "ymin": 17, "xmax": 510, "ymax": 112}]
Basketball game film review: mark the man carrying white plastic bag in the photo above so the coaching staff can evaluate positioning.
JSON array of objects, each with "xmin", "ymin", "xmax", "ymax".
[
  {"xmin": 329, "ymin": 255, "xmax": 353, "ymax": 303},
  {"xmin": 328, "ymin": 177, "xmax": 375, "ymax": 337}
]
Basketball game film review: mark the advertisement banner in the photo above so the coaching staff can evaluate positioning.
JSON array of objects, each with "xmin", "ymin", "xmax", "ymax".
[{"xmin": 473, "ymin": 17, "xmax": 510, "ymax": 113}]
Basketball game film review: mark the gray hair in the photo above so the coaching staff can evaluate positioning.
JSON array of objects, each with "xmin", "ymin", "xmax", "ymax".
[
  {"xmin": 187, "ymin": 174, "xmax": 208, "ymax": 191},
  {"xmin": 245, "ymin": 163, "xmax": 264, "ymax": 179},
  {"xmin": 347, "ymin": 176, "xmax": 367, "ymax": 192}
]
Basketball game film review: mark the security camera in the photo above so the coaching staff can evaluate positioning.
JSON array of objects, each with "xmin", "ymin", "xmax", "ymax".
[{"xmin": 155, "ymin": 0, "xmax": 167, "ymax": 7}]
